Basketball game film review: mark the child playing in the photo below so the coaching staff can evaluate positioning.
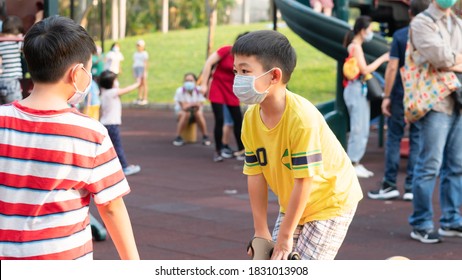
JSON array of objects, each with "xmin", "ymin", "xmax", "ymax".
[
  {"xmin": 99, "ymin": 70, "xmax": 141, "ymax": 176},
  {"xmin": 172, "ymin": 72, "xmax": 211, "ymax": 146},
  {"xmin": 233, "ymin": 30, "xmax": 363, "ymax": 260},
  {"xmin": 0, "ymin": 16, "xmax": 139, "ymax": 260},
  {"xmin": 133, "ymin": 39, "xmax": 149, "ymax": 105}
]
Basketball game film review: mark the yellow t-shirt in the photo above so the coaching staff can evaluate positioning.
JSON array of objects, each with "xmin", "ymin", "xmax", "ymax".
[{"xmin": 242, "ymin": 90, "xmax": 363, "ymax": 224}]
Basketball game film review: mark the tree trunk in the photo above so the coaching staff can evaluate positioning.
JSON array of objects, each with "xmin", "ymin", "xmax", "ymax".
[
  {"xmin": 162, "ymin": 0, "xmax": 169, "ymax": 33},
  {"xmin": 111, "ymin": 0, "xmax": 119, "ymax": 40},
  {"xmin": 206, "ymin": 0, "xmax": 218, "ymax": 59},
  {"xmin": 119, "ymin": 0, "xmax": 126, "ymax": 39}
]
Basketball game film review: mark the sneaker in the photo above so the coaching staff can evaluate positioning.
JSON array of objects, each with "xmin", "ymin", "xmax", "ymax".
[
  {"xmin": 173, "ymin": 136, "xmax": 184, "ymax": 146},
  {"xmin": 202, "ymin": 135, "xmax": 211, "ymax": 146},
  {"xmin": 438, "ymin": 225, "xmax": 462, "ymax": 237},
  {"xmin": 234, "ymin": 149, "xmax": 245, "ymax": 161},
  {"xmin": 403, "ymin": 191, "xmax": 413, "ymax": 201},
  {"xmin": 410, "ymin": 229, "xmax": 441, "ymax": 244},
  {"xmin": 137, "ymin": 99, "xmax": 148, "ymax": 105},
  {"xmin": 367, "ymin": 181, "xmax": 400, "ymax": 200},
  {"xmin": 358, "ymin": 164, "xmax": 374, "ymax": 177},
  {"xmin": 221, "ymin": 145, "xmax": 234, "ymax": 155},
  {"xmin": 220, "ymin": 148, "xmax": 233, "ymax": 159},
  {"xmin": 123, "ymin": 164, "xmax": 141, "ymax": 176},
  {"xmin": 213, "ymin": 152, "xmax": 223, "ymax": 162},
  {"xmin": 354, "ymin": 164, "xmax": 372, "ymax": 178}
]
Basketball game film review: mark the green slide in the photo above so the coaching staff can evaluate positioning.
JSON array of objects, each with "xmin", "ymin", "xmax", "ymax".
[{"xmin": 275, "ymin": 0, "xmax": 390, "ymax": 147}]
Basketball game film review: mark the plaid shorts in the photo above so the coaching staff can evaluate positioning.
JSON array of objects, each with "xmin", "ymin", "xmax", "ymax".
[{"xmin": 272, "ymin": 206, "xmax": 356, "ymax": 260}]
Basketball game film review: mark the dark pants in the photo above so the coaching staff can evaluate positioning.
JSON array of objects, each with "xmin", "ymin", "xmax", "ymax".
[
  {"xmin": 211, "ymin": 102, "xmax": 244, "ymax": 153},
  {"xmin": 105, "ymin": 124, "xmax": 128, "ymax": 169}
]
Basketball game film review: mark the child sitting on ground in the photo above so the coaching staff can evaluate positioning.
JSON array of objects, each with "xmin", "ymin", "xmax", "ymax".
[{"xmin": 172, "ymin": 72, "xmax": 211, "ymax": 146}]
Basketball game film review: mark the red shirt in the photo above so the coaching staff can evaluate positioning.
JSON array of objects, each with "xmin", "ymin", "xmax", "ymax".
[{"xmin": 209, "ymin": 45, "xmax": 240, "ymax": 106}]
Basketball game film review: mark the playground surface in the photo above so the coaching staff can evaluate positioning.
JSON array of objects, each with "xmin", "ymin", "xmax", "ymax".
[{"xmin": 92, "ymin": 106, "xmax": 462, "ymax": 260}]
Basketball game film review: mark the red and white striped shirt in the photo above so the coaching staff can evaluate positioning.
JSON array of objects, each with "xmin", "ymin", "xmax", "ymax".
[{"xmin": 0, "ymin": 101, "xmax": 130, "ymax": 259}]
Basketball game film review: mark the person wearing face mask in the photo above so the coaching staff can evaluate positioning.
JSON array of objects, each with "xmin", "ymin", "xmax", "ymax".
[
  {"xmin": 99, "ymin": 70, "xmax": 141, "ymax": 176},
  {"xmin": 104, "ymin": 42, "xmax": 124, "ymax": 75},
  {"xmin": 234, "ymin": 30, "xmax": 362, "ymax": 260},
  {"xmin": 172, "ymin": 72, "xmax": 211, "ymax": 146},
  {"xmin": 407, "ymin": 0, "xmax": 462, "ymax": 244},
  {"xmin": 342, "ymin": 16, "xmax": 389, "ymax": 179},
  {"xmin": 0, "ymin": 16, "xmax": 139, "ymax": 260}
]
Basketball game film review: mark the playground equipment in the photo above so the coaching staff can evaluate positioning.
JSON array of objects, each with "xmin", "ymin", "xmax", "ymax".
[{"xmin": 275, "ymin": 0, "xmax": 392, "ymax": 147}]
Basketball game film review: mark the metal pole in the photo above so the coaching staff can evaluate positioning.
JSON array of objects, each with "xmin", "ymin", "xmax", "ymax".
[
  {"xmin": 272, "ymin": 0, "xmax": 277, "ymax": 31},
  {"xmin": 70, "ymin": 0, "xmax": 75, "ymax": 20}
]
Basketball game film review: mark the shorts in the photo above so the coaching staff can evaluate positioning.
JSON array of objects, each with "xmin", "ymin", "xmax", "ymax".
[
  {"xmin": 133, "ymin": 66, "xmax": 146, "ymax": 78},
  {"xmin": 223, "ymin": 105, "xmax": 234, "ymax": 126},
  {"xmin": 0, "ymin": 78, "xmax": 22, "ymax": 105},
  {"xmin": 310, "ymin": 0, "xmax": 334, "ymax": 9},
  {"xmin": 272, "ymin": 206, "xmax": 356, "ymax": 260}
]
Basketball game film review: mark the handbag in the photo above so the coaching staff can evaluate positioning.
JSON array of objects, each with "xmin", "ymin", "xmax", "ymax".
[
  {"xmin": 363, "ymin": 74, "xmax": 383, "ymax": 101},
  {"xmin": 400, "ymin": 34, "xmax": 461, "ymax": 123},
  {"xmin": 343, "ymin": 46, "xmax": 360, "ymax": 81},
  {"xmin": 400, "ymin": 12, "xmax": 462, "ymax": 123}
]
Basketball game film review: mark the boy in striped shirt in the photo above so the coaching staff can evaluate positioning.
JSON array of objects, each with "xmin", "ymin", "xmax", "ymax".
[{"xmin": 0, "ymin": 16, "xmax": 139, "ymax": 260}]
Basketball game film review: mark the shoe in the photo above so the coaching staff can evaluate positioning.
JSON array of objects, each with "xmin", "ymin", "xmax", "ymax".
[
  {"xmin": 367, "ymin": 181, "xmax": 400, "ymax": 200},
  {"xmin": 220, "ymin": 148, "xmax": 233, "ymax": 159},
  {"xmin": 123, "ymin": 164, "xmax": 141, "ymax": 176},
  {"xmin": 213, "ymin": 152, "xmax": 223, "ymax": 162},
  {"xmin": 354, "ymin": 164, "xmax": 372, "ymax": 178},
  {"xmin": 410, "ymin": 229, "xmax": 441, "ymax": 244},
  {"xmin": 222, "ymin": 145, "xmax": 234, "ymax": 155},
  {"xmin": 173, "ymin": 136, "xmax": 184, "ymax": 146},
  {"xmin": 438, "ymin": 225, "xmax": 462, "ymax": 237},
  {"xmin": 202, "ymin": 135, "xmax": 211, "ymax": 146},
  {"xmin": 137, "ymin": 99, "xmax": 148, "ymax": 105},
  {"xmin": 403, "ymin": 191, "xmax": 413, "ymax": 201},
  {"xmin": 234, "ymin": 149, "xmax": 245, "ymax": 161}
]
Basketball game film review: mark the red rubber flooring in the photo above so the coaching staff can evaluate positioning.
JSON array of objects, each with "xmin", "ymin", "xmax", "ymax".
[{"xmin": 92, "ymin": 107, "xmax": 462, "ymax": 260}]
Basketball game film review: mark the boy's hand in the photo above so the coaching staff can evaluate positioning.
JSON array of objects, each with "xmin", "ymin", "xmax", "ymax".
[{"xmin": 271, "ymin": 237, "xmax": 293, "ymax": 260}]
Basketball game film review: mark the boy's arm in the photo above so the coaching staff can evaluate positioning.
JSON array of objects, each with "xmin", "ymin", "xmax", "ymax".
[
  {"xmin": 118, "ymin": 82, "xmax": 141, "ymax": 96},
  {"xmin": 248, "ymin": 174, "xmax": 272, "ymax": 240},
  {"xmin": 96, "ymin": 197, "xmax": 139, "ymax": 260},
  {"xmin": 271, "ymin": 177, "xmax": 312, "ymax": 260}
]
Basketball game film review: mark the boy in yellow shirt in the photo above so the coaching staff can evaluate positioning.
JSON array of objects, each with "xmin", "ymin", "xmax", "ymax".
[{"xmin": 233, "ymin": 30, "xmax": 363, "ymax": 260}]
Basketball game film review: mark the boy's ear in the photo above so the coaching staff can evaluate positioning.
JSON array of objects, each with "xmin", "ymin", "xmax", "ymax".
[{"xmin": 271, "ymin": 68, "xmax": 283, "ymax": 84}]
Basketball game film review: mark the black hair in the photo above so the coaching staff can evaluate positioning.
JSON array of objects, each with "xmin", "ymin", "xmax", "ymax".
[
  {"xmin": 343, "ymin": 15, "xmax": 372, "ymax": 47},
  {"xmin": 110, "ymin": 42, "xmax": 119, "ymax": 50},
  {"xmin": 2, "ymin": 15, "xmax": 23, "ymax": 35},
  {"xmin": 183, "ymin": 72, "xmax": 197, "ymax": 81},
  {"xmin": 235, "ymin": 31, "xmax": 249, "ymax": 43},
  {"xmin": 23, "ymin": 16, "xmax": 96, "ymax": 83},
  {"xmin": 410, "ymin": 0, "xmax": 431, "ymax": 17},
  {"xmin": 99, "ymin": 70, "xmax": 117, "ymax": 89},
  {"xmin": 232, "ymin": 30, "xmax": 297, "ymax": 84}
]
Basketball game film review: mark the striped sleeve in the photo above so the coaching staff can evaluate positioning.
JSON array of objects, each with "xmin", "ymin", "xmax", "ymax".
[
  {"xmin": 291, "ymin": 126, "xmax": 324, "ymax": 178},
  {"xmin": 87, "ymin": 130, "xmax": 130, "ymax": 205}
]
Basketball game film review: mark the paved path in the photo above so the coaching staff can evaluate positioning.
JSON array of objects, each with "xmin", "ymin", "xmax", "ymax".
[{"xmin": 92, "ymin": 107, "xmax": 462, "ymax": 260}]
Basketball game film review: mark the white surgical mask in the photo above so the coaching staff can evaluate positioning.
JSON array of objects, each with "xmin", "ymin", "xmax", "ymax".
[
  {"xmin": 233, "ymin": 69, "xmax": 274, "ymax": 105},
  {"xmin": 364, "ymin": 31, "xmax": 374, "ymax": 42},
  {"xmin": 68, "ymin": 64, "xmax": 92, "ymax": 105}
]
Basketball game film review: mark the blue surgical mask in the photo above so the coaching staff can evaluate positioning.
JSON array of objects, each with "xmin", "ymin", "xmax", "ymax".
[
  {"xmin": 184, "ymin": 81, "xmax": 195, "ymax": 91},
  {"xmin": 68, "ymin": 64, "xmax": 92, "ymax": 105},
  {"xmin": 233, "ymin": 69, "xmax": 274, "ymax": 105},
  {"xmin": 364, "ymin": 31, "xmax": 374, "ymax": 42},
  {"xmin": 435, "ymin": 0, "xmax": 457, "ymax": 9}
]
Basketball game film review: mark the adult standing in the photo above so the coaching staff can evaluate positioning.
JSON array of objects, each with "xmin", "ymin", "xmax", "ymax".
[
  {"xmin": 408, "ymin": 0, "xmax": 462, "ymax": 243},
  {"xmin": 0, "ymin": 16, "xmax": 24, "ymax": 105},
  {"xmin": 342, "ymin": 16, "xmax": 389, "ymax": 178},
  {"xmin": 200, "ymin": 33, "xmax": 247, "ymax": 162},
  {"xmin": 368, "ymin": 0, "xmax": 431, "ymax": 201}
]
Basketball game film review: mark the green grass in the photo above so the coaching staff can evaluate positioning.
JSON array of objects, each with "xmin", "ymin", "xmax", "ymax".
[{"xmin": 114, "ymin": 22, "xmax": 337, "ymax": 105}]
